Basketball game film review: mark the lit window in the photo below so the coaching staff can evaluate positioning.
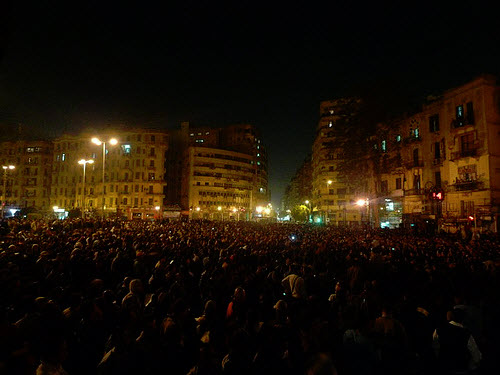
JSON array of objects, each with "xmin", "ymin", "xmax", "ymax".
[
  {"xmin": 328, "ymin": 121, "xmax": 333, "ymax": 128},
  {"xmin": 381, "ymin": 140, "xmax": 386, "ymax": 152},
  {"xmin": 206, "ymin": 132, "xmax": 210, "ymax": 135},
  {"xmin": 62, "ymin": 153, "xmax": 66, "ymax": 161},
  {"xmin": 121, "ymin": 144, "xmax": 131, "ymax": 155},
  {"xmin": 396, "ymin": 135, "xmax": 401, "ymax": 142},
  {"xmin": 257, "ymin": 161, "xmax": 261, "ymax": 165},
  {"xmin": 329, "ymin": 110, "xmax": 334, "ymax": 114},
  {"xmin": 414, "ymin": 128, "xmax": 419, "ymax": 138},
  {"xmin": 190, "ymin": 133, "xmax": 194, "ymax": 136},
  {"xmin": 257, "ymin": 153, "xmax": 260, "ymax": 157},
  {"xmin": 92, "ymin": 153, "xmax": 97, "ymax": 159}
]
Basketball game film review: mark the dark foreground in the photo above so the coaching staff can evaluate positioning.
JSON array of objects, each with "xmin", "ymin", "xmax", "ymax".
[{"xmin": 1, "ymin": 218, "xmax": 499, "ymax": 374}]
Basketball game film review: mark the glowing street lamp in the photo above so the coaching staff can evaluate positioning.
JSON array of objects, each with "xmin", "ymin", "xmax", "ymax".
[
  {"xmin": 91, "ymin": 137, "xmax": 118, "ymax": 215},
  {"xmin": 78, "ymin": 159, "xmax": 94, "ymax": 218},
  {"xmin": 2, "ymin": 165, "xmax": 15, "ymax": 219}
]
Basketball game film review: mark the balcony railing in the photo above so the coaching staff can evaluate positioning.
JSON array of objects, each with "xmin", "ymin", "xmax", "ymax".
[
  {"xmin": 432, "ymin": 157, "xmax": 444, "ymax": 166},
  {"xmin": 451, "ymin": 148, "xmax": 478, "ymax": 160},
  {"xmin": 404, "ymin": 188, "xmax": 424, "ymax": 196},
  {"xmin": 450, "ymin": 180, "xmax": 484, "ymax": 192}
]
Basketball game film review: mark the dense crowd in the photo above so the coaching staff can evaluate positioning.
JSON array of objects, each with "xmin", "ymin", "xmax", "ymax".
[{"xmin": 0, "ymin": 218, "xmax": 499, "ymax": 375}]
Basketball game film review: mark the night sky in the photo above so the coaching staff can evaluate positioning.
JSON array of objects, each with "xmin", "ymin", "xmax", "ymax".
[{"xmin": 1, "ymin": 1, "xmax": 499, "ymax": 207}]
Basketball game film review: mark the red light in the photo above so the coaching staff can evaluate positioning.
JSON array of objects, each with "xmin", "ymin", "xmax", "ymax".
[{"xmin": 468, "ymin": 215, "xmax": 474, "ymax": 221}]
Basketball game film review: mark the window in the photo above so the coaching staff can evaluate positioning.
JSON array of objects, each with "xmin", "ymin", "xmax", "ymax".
[
  {"xmin": 395, "ymin": 177, "xmax": 402, "ymax": 190},
  {"xmin": 413, "ymin": 175, "xmax": 421, "ymax": 191},
  {"xmin": 134, "ymin": 198, "xmax": 138, "ymax": 206},
  {"xmin": 466, "ymin": 102, "xmax": 474, "ymax": 125},
  {"xmin": 149, "ymin": 185, "xmax": 153, "ymax": 194},
  {"xmin": 455, "ymin": 104, "xmax": 465, "ymax": 127},
  {"xmin": 429, "ymin": 114, "xmax": 440, "ymax": 132},
  {"xmin": 135, "ymin": 185, "xmax": 139, "ymax": 192},
  {"xmin": 148, "ymin": 173, "xmax": 155, "ymax": 181},
  {"xmin": 435, "ymin": 171, "xmax": 442, "ymax": 188},
  {"xmin": 337, "ymin": 188, "xmax": 347, "ymax": 195},
  {"xmin": 460, "ymin": 133, "xmax": 475, "ymax": 155},
  {"xmin": 434, "ymin": 142, "xmax": 441, "ymax": 160},
  {"xmin": 150, "ymin": 148, "xmax": 155, "ymax": 157},
  {"xmin": 149, "ymin": 160, "xmax": 155, "ymax": 168},
  {"xmin": 125, "ymin": 160, "xmax": 129, "ymax": 167},
  {"xmin": 122, "ymin": 144, "xmax": 131, "ymax": 155},
  {"xmin": 381, "ymin": 140, "xmax": 387, "ymax": 152},
  {"xmin": 151, "ymin": 135, "xmax": 156, "ymax": 142},
  {"xmin": 149, "ymin": 198, "xmax": 153, "ymax": 205},
  {"xmin": 413, "ymin": 148, "xmax": 420, "ymax": 167},
  {"xmin": 380, "ymin": 180, "xmax": 388, "ymax": 193},
  {"xmin": 328, "ymin": 121, "xmax": 333, "ymax": 128},
  {"xmin": 123, "ymin": 197, "xmax": 127, "ymax": 205},
  {"xmin": 396, "ymin": 135, "xmax": 401, "ymax": 142}
]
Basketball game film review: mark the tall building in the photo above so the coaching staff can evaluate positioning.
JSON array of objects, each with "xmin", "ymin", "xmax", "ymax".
[
  {"xmin": 51, "ymin": 129, "xmax": 168, "ymax": 219},
  {"xmin": 282, "ymin": 155, "xmax": 312, "ymax": 211},
  {"xmin": 0, "ymin": 140, "xmax": 53, "ymax": 215},
  {"xmin": 173, "ymin": 122, "xmax": 269, "ymax": 220},
  {"xmin": 370, "ymin": 75, "xmax": 500, "ymax": 232},
  {"xmin": 311, "ymin": 98, "xmax": 365, "ymax": 225}
]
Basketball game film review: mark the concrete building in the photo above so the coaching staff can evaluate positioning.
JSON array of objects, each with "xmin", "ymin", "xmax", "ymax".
[
  {"xmin": 370, "ymin": 75, "xmax": 500, "ymax": 232},
  {"xmin": 175, "ymin": 123, "xmax": 269, "ymax": 220},
  {"xmin": 51, "ymin": 129, "xmax": 168, "ymax": 219},
  {"xmin": 311, "ymin": 98, "xmax": 365, "ymax": 225},
  {"xmin": 0, "ymin": 140, "xmax": 53, "ymax": 216}
]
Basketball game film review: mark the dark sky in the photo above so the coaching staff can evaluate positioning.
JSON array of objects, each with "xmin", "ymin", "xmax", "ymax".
[{"xmin": 1, "ymin": 1, "xmax": 499, "ymax": 207}]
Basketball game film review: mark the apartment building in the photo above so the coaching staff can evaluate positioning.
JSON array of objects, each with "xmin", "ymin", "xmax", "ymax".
[
  {"xmin": 51, "ymin": 129, "xmax": 168, "ymax": 219},
  {"xmin": 176, "ymin": 123, "xmax": 269, "ymax": 220},
  {"xmin": 371, "ymin": 75, "xmax": 500, "ymax": 232},
  {"xmin": 311, "ymin": 98, "xmax": 365, "ymax": 225},
  {"xmin": 0, "ymin": 140, "xmax": 53, "ymax": 215}
]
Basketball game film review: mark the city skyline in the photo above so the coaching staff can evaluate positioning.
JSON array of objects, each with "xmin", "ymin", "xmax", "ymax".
[{"xmin": 1, "ymin": 1, "xmax": 499, "ymax": 207}]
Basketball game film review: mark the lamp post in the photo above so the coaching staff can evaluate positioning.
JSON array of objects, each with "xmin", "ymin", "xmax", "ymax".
[
  {"xmin": 325, "ymin": 180, "xmax": 333, "ymax": 223},
  {"xmin": 305, "ymin": 200, "xmax": 312, "ymax": 223},
  {"xmin": 78, "ymin": 159, "xmax": 94, "ymax": 218},
  {"xmin": 2, "ymin": 165, "xmax": 15, "ymax": 219},
  {"xmin": 356, "ymin": 198, "xmax": 370, "ymax": 228},
  {"xmin": 91, "ymin": 137, "xmax": 118, "ymax": 217}
]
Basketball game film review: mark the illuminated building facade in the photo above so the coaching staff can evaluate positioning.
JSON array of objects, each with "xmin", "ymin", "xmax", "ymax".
[
  {"xmin": 0, "ymin": 140, "xmax": 53, "ymax": 215},
  {"xmin": 370, "ymin": 75, "xmax": 500, "ymax": 231},
  {"xmin": 311, "ymin": 98, "xmax": 364, "ymax": 225},
  {"xmin": 176, "ymin": 123, "xmax": 269, "ymax": 220},
  {"xmin": 50, "ymin": 129, "xmax": 168, "ymax": 219}
]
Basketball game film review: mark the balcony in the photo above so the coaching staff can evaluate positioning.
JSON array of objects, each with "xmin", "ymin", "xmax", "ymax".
[
  {"xmin": 405, "ymin": 160, "xmax": 424, "ymax": 169},
  {"xmin": 450, "ymin": 180, "xmax": 484, "ymax": 192},
  {"xmin": 432, "ymin": 157, "xmax": 444, "ymax": 166},
  {"xmin": 451, "ymin": 148, "xmax": 478, "ymax": 160},
  {"xmin": 404, "ymin": 188, "xmax": 424, "ymax": 196}
]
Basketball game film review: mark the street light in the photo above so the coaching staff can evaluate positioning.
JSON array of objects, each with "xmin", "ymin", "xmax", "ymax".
[
  {"xmin": 325, "ymin": 180, "xmax": 333, "ymax": 223},
  {"xmin": 305, "ymin": 200, "xmax": 312, "ymax": 223},
  {"xmin": 78, "ymin": 159, "xmax": 94, "ymax": 218},
  {"xmin": 2, "ymin": 165, "xmax": 15, "ymax": 218},
  {"xmin": 356, "ymin": 198, "xmax": 370, "ymax": 227},
  {"xmin": 91, "ymin": 137, "xmax": 118, "ymax": 216}
]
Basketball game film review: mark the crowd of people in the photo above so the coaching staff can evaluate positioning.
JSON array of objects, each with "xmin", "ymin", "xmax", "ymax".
[{"xmin": 0, "ymin": 218, "xmax": 499, "ymax": 375}]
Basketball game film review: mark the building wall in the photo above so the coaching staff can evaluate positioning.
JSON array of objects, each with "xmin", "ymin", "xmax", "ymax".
[
  {"xmin": 312, "ymin": 98, "xmax": 364, "ymax": 225},
  {"xmin": 370, "ymin": 75, "xmax": 500, "ymax": 231},
  {"xmin": 51, "ymin": 129, "xmax": 168, "ymax": 219},
  {"xmin": 174, "ymin": 123, "xmax": 269, "ymax": 219},
  {"xmin": 0, "ymin": 140, "xmax": 53, "ymax": 214},
  {"xmin": 182, "ymin": 146, "xmax": 263, "ymax": 220}
]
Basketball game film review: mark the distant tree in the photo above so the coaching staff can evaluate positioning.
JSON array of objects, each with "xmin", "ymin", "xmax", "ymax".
[{"xmin": 291, "ymin": 205, "xmax": 309, "ymax": 223}]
